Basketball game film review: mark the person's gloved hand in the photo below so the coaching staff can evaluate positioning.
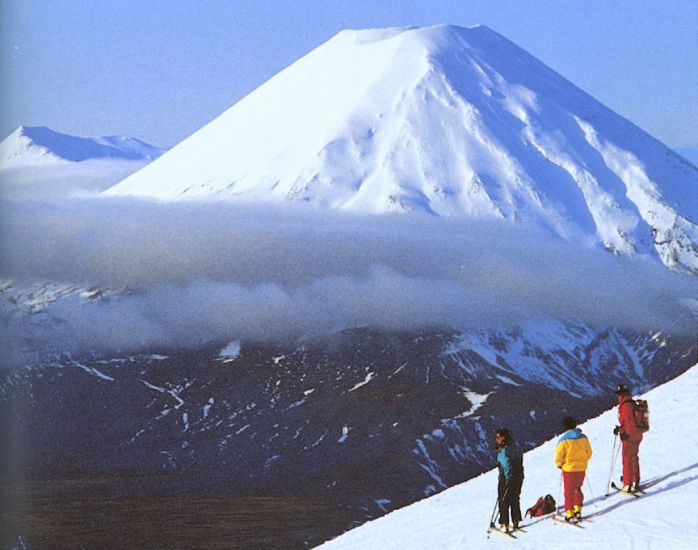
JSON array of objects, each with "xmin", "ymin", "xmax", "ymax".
[{"xmin": 620, "ymin": 433, "xmax": 629, "ymax": 441}]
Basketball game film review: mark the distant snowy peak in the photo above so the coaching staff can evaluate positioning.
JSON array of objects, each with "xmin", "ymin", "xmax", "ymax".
[
  {"xmin": 105, "ymin": 24, "xmax": 698, "ymax": 273},
  {"xmin": 0, "ymin": 126, "xmax": 164, "ymax": 168}
]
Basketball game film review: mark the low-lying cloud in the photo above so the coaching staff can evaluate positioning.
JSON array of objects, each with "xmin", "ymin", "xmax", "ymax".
[
  {"xmin": 1, "ymin": 189, "xmax": 695, "ymax": 367},
  {"xmin": 0, "ymin": 159, "xmax": 149, "ymax": 201}
]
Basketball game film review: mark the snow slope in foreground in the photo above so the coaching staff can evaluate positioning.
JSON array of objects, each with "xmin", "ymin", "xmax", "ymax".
[{"xmin": 320, "ymin": 365, "xmax": 698, "ymax": 549}]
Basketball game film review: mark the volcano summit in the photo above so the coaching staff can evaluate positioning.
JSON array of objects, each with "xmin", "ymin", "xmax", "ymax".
[{"xmin": 105, "ymin": 24, "xmax": 697, "ymax": 273}]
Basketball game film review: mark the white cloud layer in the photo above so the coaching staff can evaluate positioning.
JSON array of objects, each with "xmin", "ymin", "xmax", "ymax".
[
  {"xmin": 1, "ymin": 193, "xmax": 695, "ymax": 365},
  {"xmin": 0, "ymin": 159, "xmax": 148, "ymax": 201}
]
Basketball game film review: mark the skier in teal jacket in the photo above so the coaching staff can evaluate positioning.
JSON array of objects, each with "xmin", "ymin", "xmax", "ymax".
[{"xmin": 495, "ymin": 428, "xmax": 524, "ymax": 532}]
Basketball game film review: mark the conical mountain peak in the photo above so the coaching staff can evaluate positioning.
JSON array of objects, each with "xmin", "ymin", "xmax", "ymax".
[{"xmin": 105, "ymin": 24, "xmax": 698, "ymax": 274}]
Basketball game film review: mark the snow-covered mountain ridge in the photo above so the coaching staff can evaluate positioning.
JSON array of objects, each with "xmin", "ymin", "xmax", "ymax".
[
  {"xmin": 0, "ymin": 126, "xmax": 164, "ymax": 168},
  {"xmin": 320, "ymin": 364, "xmax": 698, "ymax": 549},
  {"xmin": 105, "ymin": 24, "xmax": 698, "ymax": 273}
]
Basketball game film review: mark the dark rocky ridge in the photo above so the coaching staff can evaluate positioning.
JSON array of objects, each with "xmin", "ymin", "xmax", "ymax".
[{"xmin": 1, "ymin": 324, "xmax": 695, "ymax": 548}]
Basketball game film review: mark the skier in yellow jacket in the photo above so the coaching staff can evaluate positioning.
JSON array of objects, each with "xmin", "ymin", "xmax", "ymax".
[{"xmin": 554, "ymin": 416, "xmax": 592, "ymax": 522}]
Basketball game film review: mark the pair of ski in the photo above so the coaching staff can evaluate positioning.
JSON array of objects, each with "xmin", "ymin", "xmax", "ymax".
[
  {"xmin": 489, "ymin": 523, "xmax": 526, "ymax": 539},
  {"xmin": 551, "ymin": 514, "xmax": 589, "ymax": 529},
  {"xmin": 491, "ymin": 513, "xmax": 589, "ymax": 538},
  {"xmin": 609, "ymin": 482, "xmax": 642, "ymax": 498}
]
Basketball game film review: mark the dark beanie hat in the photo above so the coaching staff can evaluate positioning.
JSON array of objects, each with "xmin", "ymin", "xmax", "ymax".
[
  {"xmin": 562, "ymin": 416, "xmax": 577, "ymax": 431},
  {"xmin": 496, "ymin": 428, "xmax": 512, "ymax": 441},
  {"xmin": 614, "ymin": 384, "xmax": 630, "ymax": 395}
]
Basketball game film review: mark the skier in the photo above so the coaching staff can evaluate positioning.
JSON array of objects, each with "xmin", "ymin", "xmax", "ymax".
[
  {"xmin": 495, "ymin": 428, "xmax": 524, "ymax": 532},
  {"xmin": 614, "ymin": 384, "xmax": 643, "ymax": 492},
  {"xmin": 554, "ymin": 416, "xmax": 592, "ymax": 522}
]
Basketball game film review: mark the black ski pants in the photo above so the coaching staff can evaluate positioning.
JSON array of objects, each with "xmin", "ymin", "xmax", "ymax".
[{"xmin": 497, "ymin": 476, "xmax": 523, "ymax": 526}]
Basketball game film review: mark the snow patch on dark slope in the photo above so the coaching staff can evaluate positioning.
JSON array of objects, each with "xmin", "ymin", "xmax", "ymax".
[{"xmin": 105, "ymin": 24, "xmax": 697, "ymax": 274}]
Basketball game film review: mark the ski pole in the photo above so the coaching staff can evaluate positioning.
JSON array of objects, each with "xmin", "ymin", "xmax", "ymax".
[
  {"xmin": 585, "ymin": 473, "xmax": 596, "ymax": 502},
  {"xmin": 604, "ymin": 433, "xmax": 620, "ymax": 497},
  {"xmin": 556, "ymin": 470, "xmax": 563, "ymax": 518},
  {"xmin": 486, "ymin": 493, "xmax": 499, "ymax": 537},
  {"xmin": 604, "ymin": 433, "xmax": 617, "ymax": 496},
  {"xmin": 486, "ymin": 482, "xmax": 509, "ymax": 536},
  {"xmin": 612, "ymin": 441, "xmax": 621, "ymax": 487}
]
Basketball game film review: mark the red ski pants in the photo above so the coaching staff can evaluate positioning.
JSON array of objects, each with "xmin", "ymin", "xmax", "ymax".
[
  {"xmin": 621, "ymin": 439, "xmax": 641, "ymax": 486},
  {"xmin": 562, "ymin": 471, "xmax": 585, "ymax": 512}
]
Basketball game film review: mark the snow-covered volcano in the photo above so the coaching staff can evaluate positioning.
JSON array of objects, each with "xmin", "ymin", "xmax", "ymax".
[
  {"xmin": 0, "ymin": 126, "xmax": 163, "ymax": 168},
  {"xmin": 105, "ymin": 24, "xmax": 697, "ymax": 273}
]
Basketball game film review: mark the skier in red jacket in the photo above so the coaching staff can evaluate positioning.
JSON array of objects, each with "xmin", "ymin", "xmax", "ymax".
[{"xmin": 614, "ymin": 384, "xmax": 643, "ymax": 492}]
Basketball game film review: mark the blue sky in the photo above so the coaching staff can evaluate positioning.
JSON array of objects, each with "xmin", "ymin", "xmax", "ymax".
[{"xmin": 1, "ymin": 0, "xmax": 696, "ymax": 152}]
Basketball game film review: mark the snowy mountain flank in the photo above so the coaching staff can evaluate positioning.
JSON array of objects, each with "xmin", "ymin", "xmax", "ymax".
[
  {"xmin": 320, "ymin": 364, "xmax": 698, "ymax": 549},
  {"xmin": 105, "ymin": 24, "xmax": 698, "ymax": 274},
  {"xmin": 0, "ymin": 126, "xmax": 164, "ymax": 168}
]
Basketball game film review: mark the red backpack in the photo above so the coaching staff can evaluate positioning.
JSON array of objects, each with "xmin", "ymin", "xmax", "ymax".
[
  {"xmin": 633, "ymin": 399, "xmax": 650, "ymax": 433},
  {"xmin": 525, "ymin": 494, "xmax": 556, "ymax": 517}
]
